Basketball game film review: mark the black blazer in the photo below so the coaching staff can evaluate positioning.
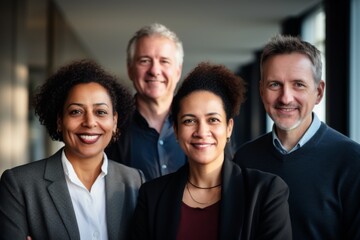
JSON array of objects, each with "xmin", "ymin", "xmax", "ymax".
[
  {"xmin": 131, "ymin": 158, "xmax": 292, "ymax": 240},
  {"xmin": 0, "ymin": 148, "xmax": 144, "ymax": 240}
]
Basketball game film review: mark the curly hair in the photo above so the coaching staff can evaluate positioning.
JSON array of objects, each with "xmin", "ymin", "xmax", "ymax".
[
  {"xmin": 172, "ymin": 62, "xmax": 246, "ymax": 126},
  {"xmin": 33, "ymin": 59, "xmax": 135, "ymax": 142}
]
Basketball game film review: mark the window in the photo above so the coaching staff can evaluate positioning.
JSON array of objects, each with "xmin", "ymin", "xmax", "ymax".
[
  {"xmin": 302, "ymin": 8, "xmax": 326, "ymax": 122},
  {"xmin": 350, "ymin": 0, "xmax": 360, "ymax": 143}
]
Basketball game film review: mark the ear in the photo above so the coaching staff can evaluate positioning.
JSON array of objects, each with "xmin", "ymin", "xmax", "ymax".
[
  {"xmin": 56, "ymin": 115, "xmax": 62, "ymax": 132},
  {"xmin": 127, "ymin": 63, "xmax": 135, "ymax": 82},
  {"xmin": 113, "ymin": 112, "xmax": 118, "ymax": 132},
  {"xmin": 227, "ymin": 118, "xmax": 234, "ymax": 139},
  {"xmin": 175, "ymin": 64, "xmax": 183, "ymax": 85},
  {"xmin": 315, "ymin": 80, "xmax": 325, "ymax": 104},
  {"xmin": 259, "ymin": 80, "xmax": 264, "ymax": 99}
]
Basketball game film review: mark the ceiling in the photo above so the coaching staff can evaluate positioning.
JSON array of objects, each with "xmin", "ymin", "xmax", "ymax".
[{"xmin": 54, "ymin": 0, "xmax": 321, "ymax": 89}]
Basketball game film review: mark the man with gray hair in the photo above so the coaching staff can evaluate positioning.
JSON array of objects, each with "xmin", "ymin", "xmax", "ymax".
[
  {"xmin": 235, "ymin": 34, "xmax": 360, "ymax": 239},
  {"xmin": 106, "ymin": 23, "xmax": 186, "ymax": 181}
]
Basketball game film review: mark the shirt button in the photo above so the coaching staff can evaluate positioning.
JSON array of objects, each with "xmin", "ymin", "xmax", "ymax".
[
  {"xmin": 161, "ymin": 164, "xmax": 167, "ymax": 169},
  {"xmin": 159, "ymin": 140, "xmax": 164, "ymax": 145},
  {"xmin": 92, "ymin": 231, "xmax": 99, "ymax": 240}
]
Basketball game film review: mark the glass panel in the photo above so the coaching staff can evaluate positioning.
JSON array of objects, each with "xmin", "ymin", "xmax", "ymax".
[
  {"xmin": 350, "ymin": 0, "xmax": 360, "ymax": 143},
  {"xmin": 302, "ymin": 8, "xmax": 326, "ymax": 122}
]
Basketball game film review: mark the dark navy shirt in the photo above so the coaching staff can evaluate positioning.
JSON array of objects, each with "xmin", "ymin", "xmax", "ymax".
[{"xmin": 106, "ymin": 110, "xmax": 187, "ymax": 181}]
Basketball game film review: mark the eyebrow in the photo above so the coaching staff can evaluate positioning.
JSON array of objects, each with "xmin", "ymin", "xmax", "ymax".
[
  {"xmin": 66, "ymin": 103, "xmax": 109, "ymax": 109},
  {"xmin": 180, "ymin": 112, "xmax": 222, "ymax": 118}
]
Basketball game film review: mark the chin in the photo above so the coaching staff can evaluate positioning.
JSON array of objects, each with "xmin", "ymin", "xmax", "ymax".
[{"xmin": 275, "ymin": 120, "xmax": 301, "ymax": 131}]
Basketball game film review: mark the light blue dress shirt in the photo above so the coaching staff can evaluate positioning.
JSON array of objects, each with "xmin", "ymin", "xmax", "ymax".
[{"xmin": 272, "ymin": 113, "xmax": 321, "ymax": 154}]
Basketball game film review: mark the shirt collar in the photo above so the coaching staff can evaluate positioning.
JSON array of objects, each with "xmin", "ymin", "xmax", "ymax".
[
  {"xmin": 272, "ymin": 112, "xmax": 321, "ymax": 154},
  {"xmin": 61, "ymin": 149, "xmax": 108, "ymax": 184}
]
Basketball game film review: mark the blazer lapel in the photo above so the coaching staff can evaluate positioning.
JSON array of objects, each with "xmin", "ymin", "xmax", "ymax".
[
  {"xmin": 219, "ymin": 158, "xmax": 245, "ymax": 239},
  {"xmin": 45, "ymin": 149, "xmax": 80, "ymax": 240},
  {"xmin": 168, "ymin": 172, "xmax": 187, "ymax": 238},
  {"xmin": 157, "ymin": 165, "xmax": 188, "ymax": 239},
  {"xmin": 105, "ymin": 162, "xmax": 125, "ymax": 240}
]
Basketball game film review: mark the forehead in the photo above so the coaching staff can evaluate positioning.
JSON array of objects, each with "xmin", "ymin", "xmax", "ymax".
[
  {"xmin": 263, "ymin": 53, "xmax": 314, "ymax": 80},
  {"xmin": 180, "ymin": 91, "xmax": 224, "ymax": 111},
  {"xmin": 135, "ymin": 36, "xmax": 177, "ymax": 55},
  {"xmin": 66, "ymin": 83, "xmax": 111, "ymax": 102}
]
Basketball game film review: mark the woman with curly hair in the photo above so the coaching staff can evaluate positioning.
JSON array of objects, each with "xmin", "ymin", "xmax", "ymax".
[
  {"xmin": 131, "ymin": 62, "xmax": 292, "ymax": 240},
  {"xmin": 0, "ymin": 59, "xmax": 144, "ymax": 240}
]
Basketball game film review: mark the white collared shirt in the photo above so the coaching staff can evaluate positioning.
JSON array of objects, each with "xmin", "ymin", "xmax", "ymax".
[{"xmin": 61, "ymin": 150, "xmax": 108, "ymax": 240}]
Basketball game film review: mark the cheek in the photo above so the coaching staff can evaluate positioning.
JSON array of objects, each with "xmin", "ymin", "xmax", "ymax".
[
  {"xmin": 60, "ymin": 118, "xmax": 75, "ymax": 132},
  {"xmin": 263, "ymin": 93, "xmax": 279, "ymax": 107},
  {"xmin": 176, "ymin": 126, "xmax": 192, "ymax": 140}
]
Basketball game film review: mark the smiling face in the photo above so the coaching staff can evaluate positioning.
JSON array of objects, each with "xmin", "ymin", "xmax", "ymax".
[
  {"xmin": 128, "ymin": 35, "xmax": 182, "ymax": 102},
  {"xmin": 260, "ymin": 53, "xmax": 324, "ymax": 136},
  {"xmin": 174, "ymin": 91, "xmax": 233, "ymax": 167},
  {"xmin": 57, "ymin": 82, "xmax": 117, "ymax": 162}
]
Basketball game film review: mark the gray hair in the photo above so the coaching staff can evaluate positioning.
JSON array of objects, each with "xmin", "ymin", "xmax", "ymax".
[
  {"xmin": 127, "ymin": 23, "xmax": 184, "ymax": 66},
  {"xmin": 260, "ymin": 34, "xmax": 322, "ymax": 85}
]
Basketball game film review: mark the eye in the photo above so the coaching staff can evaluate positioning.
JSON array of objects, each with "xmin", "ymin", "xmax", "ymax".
[
  {"xmin": 268, "ymin": 81, "xmax": 280, "ymax": 89},
  {"xmin": 294, "ymin": 81, "xmax": 306, "ymax": 88},
  {"xmin": 161, "ymin": 59, "xmax": 171, "ymax": 64},
  {"xmin": 138, "ymin": 58, "xmax": 151, "ymax": 65},
  {"xmin": 69, "ymin": 109, "xmax": 82, "ymax": 116},
  {"xmin": 182, "ymin": 118, "xmax": 196, "ymax": 126},
  {"xmin": 208, "ymin": 117, "xmax": 220, "ymax": 124},
  {"xmin": 96, "ymin": 109, "xmax": 108, "ymax": 116}
]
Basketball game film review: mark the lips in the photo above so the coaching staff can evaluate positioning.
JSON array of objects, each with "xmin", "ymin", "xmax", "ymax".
[
  {"xmin": 277, "ymin": 107, "xmax": 297, "ymax": 112},
  {"xmin": 191, "ymin": 143, "xmax": 214, "ymax": 149},
  {"xmin": 78, "ymin": 134, "xmax": 100, "ymax": 144},
  {"xmin": 145, "ymin": 79, "xmax": 165, "ymax": 83}
]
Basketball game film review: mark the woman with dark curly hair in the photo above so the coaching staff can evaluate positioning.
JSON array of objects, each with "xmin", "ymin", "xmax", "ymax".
[
  {"xmin": 0, "ymin": 59, "xmax": 144, "ymax": 240},
  {"xmin": 131, "ymin": 62, "xmax": 292, "ymax": 240}
]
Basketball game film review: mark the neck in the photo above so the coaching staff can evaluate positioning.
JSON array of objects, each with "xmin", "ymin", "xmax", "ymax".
[
  {"xmin": 276, "ymin": 117, "xmax": 313, "ymax": 151},
  {"xmin": 136, "ymin": 95, "xmax": 171, "ymax": 133},
  {"xmin": 65, "ymin": 150, "xmax": 103, "ymax": 191},
  {"xmin": 188, "ymin": 159, "xmax": 223, "ymax": 189}
]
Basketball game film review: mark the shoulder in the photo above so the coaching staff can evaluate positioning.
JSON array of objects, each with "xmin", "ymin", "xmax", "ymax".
[
  {"xmin": 224, "ymin": 160, "xmax": 288, "ymax": 192},
  {"xmin": 0, "ymin": 152, "xmax": 63, "ymax": 191},
  {"xmin": 238, "ymin": 132, "xmax": 272, "ymax": 151},
  {"xmin": 234, "ymin": 132, "xmax": 272, "ymax": 160},
  {"xmin": 240, "ymin": 168, "xmax": 290, "ymax": 209},
  {"xmin": 108, "ymin": 160, "xmax": 145, "ymax": 183},
  {"xmin": 2, "ymin": 151, "xmax": 61, "ymax": 179},
  {"xmin": 319, "ymin": 123, "xmax": 360, "ymax": 152},
  {"xmin": 242, "ymin": 168, "xmax": 286, "ymax": 186},
  {"xmin": 139, "ymin": 165, "xmax": 186, "ymax": 194}
]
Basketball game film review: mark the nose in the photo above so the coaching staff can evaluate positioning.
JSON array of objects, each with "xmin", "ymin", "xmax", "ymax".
[
  {"xmin": 148, "ymin": 61, "xmax": 161, "ymax": 77},
  {"xmin": 278, "ymin": 85, "xmax": 294, "ymax": 104},
  {"xmin": 82, "ymin": 112, "xmax": 97, "ymax": 128},
  {"xmin": 193, "ymin": 121, "xmax": 211, "ymax": 138}
]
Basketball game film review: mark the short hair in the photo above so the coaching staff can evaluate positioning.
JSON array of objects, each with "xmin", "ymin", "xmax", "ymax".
[
  {"xmin": 33, "ymin": 59, "xmax": 135, "ymax": 142},
  {"xmin": 126, "ymin": 23, "xmax": 184, "ymax": 66},
  {"xmin": 172, "ymin": 62, "xmax": 246, "ymax": 126},
  {"xmin": 260, "ymin": 34, "xmax": 322, "ymax": 85}
]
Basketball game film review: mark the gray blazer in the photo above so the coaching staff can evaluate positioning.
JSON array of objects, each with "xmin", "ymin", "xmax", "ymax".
[{"xmin": 0, "ymin": 148, "xmax": 144, "ymax": 240}]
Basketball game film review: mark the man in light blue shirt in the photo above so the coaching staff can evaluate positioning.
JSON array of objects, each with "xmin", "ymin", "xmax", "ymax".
[{"xmin": 235, "ymin": 34, "xmax": 360, "ymax": 240}]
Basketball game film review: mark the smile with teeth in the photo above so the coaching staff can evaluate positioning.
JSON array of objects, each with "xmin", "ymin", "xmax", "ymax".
[
  {"xmin": 146, "ymin": 79, "xmax": 165, "ymax": 83},
  {"xmin": 78, "ymin": 134, "xmax": 100, "ymax": 143},
  {"xmin": 278, "ymin": 108, "xmax": 296, "ymax": 111}
]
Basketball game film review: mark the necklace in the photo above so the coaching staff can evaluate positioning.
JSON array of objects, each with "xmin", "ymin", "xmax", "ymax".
[
  {"xmin": 186, "ymin": 183, "xmax": 209, "ymax": 205},
  {"xmin": 187, "ymin": 179, "xmax": 222, "ymax": 189}
]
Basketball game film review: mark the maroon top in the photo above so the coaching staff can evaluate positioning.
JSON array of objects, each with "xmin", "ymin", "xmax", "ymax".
[{"xmin": 176, "ymin": 201, "xmax": 220, "ymax": 240}]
